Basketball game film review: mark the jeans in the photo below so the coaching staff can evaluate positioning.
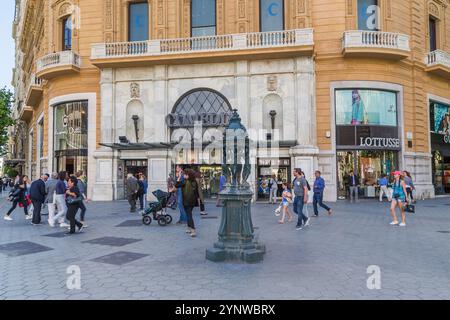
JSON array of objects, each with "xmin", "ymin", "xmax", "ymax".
[
  {"xmin": 66, "ymin": 204, "xmax": 82, "ymax": 233},
  {"xmin": 79, "ymin": 201, "xmax": 87, "ymax": 221},
  {"xmin": 379, "ymin": 186, "xmax": 392, "ymax": 201},
  {"xmin": 128, "ymin": 193, "xmax": 137, "ymax": 212},
  {"xmin": 178, "ymin": 191, "xmax": 187, "ymax": 222},
  {"xmin": 269, "ymin": 188, "xmax": 278, "ymax": 203},
  {"xmin": 293, "ymin": 196, "xmax": 308, "ymax": 227},
  {"xmin": 53, "ymin": 194, "xmax": 67, "ymax": 223},
  {"xmin": 139, "ymin": 194, "xmax": 146, "ymax": 210},
  {"xmin": 184, "ymin": 206, "xmax": 195, "ymax": 230},
  {"xmin": 313, "ymin": 192, "xmax": 331, "ymax": 216},
  {"xmin": 6, "ymin": 200, "xmax": 28, "ymax": 216},
  {"xmin": 31, "ymin": 200, "xmax": 43, "ymax": 224},
  {"xmin": 349, "ymin": 186, "xmax": 359, "ymax": 201}
]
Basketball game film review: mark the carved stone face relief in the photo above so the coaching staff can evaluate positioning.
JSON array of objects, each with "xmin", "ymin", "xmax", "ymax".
[
  {"xmin": 267, "ymin": 76, "xmax": 278, "ymax": 92},
  {"xmin": 130, "ymin": 83, "xmax": 140, "ymax": 99}
]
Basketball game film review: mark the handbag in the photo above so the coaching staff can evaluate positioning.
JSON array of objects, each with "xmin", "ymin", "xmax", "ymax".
[
  {"xmin": 405, "ymin": 204, "xmax": 415, "ymax": 214},
  {"xmin": 66, "ymin": 196, "xmax": 83, "ymax": 205}
]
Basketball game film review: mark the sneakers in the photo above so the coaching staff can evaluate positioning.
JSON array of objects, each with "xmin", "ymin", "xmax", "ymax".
[
  {"xmin": 59, "ymin": 222, "xmax": 70, "ymax": 228},
  {"xmin": 186, "ymin": 228, "xmax": 192, "ymax": 234},
  {"xmin": 81, "ymin": 222, "xmax": 88, "ymax": 228},
  {"xmin": 328, "ymin": 209, "xmax": 333, "ymax": 216},
  {"xmin": 4, "ymin": 215, "xmax": 13, "ymax": 221},
  {"xmin": 78, "ymin": 225, "xmax": 85, "ymax": 233},
  {"xmin": 25, "ymin": 215, "xmax": 32, "ymax": 220},
  {"xmin": 399, "ymin": 222, "xmax": 406, "ymax": 227},
  {"xmin": 390, "ymin": 221, "xmax": 399, "ymax": 226},
  {"xmin": 200, "ymin": 212, "xmax": 208, "ymax": 216},
  {"xmin": 48, "ymin": 220, "xmax": 55, "ymax": 228},
  {"xmin": 296, "ymin": 224, "xmax": 303, "ymax": 230},
  {"xmin": 190, "ymin": 230, "xmax": 197, "ymax": 237}
]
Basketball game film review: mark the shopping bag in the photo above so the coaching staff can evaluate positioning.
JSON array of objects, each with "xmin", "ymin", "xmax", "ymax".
[{"xmin": 274, "ymin": 204, "xmax": 282, "ymax": 216}]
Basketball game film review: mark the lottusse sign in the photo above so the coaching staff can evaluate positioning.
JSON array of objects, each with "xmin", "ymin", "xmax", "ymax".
[{"xmin": 359, "ymin": 137, "xmax": 400, "ymax": 148}]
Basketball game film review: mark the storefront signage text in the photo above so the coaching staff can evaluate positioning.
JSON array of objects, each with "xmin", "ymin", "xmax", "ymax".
[
  {"xmin": 166, "ymin": 112, "xmax": 231, "ymax": 128},
  {"xmin": 359, "ymin": 137, "xmax": 400, "ymax": 148}
]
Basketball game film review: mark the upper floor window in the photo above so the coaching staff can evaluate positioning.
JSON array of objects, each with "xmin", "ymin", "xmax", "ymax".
[
  {"xmin": 357, "ymin": 0, "xmax": 380, "ymax": 31},
  {"xmin": 260, "ymin": 0, "xmax": 284, "ymax": 32},
  {"xmin": 129, "ymin": 2, "xmax": 149, "ymax": 41},
  {"xmin": 62, "ymin": 17, "xmax": 72, "ymax": 51},
  {"xmin": 429, "ymin": 16, "xmax": 437, "ymax": 52},
  {"xmin": 191, "ymin": 0, "xmax": 216, "ymax": 37}
]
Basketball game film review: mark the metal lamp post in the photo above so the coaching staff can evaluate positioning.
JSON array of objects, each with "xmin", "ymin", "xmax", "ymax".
[{"xmin": 206, "ymin": 109, "xmax": 265, "ymax": 263}]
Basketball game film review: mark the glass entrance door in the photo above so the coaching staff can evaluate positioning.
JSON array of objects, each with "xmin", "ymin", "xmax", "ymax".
[{"xmin": 337, "ymin": 150, "xmax": 398, "ymax": 199}]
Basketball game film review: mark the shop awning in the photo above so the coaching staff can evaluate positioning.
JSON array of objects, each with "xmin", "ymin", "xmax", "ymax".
[
  {"xmin": 4, "ymin": 159, "xmax": 26, "ymax": 167},
  {"xmin": 99, "ymin": 142, "xmax": 175, "ymax": 151}
]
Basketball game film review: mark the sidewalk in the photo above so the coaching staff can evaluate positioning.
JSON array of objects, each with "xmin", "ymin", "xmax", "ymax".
[{"xmin": 0, "ymin": 197, "xmax": 449, "ymax": 300}]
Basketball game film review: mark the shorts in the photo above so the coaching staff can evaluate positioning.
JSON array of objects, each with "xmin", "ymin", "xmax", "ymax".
[{"xmin": 282, "ymin": 200, "xmax": 290, "ymax": 207}]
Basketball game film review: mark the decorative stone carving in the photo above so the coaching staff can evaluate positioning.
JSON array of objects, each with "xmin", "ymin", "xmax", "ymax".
[
  {"xmin": 238, "ymin": 0, "xmax": 246, "ymax": 19},
  {"xmin": 347, "ymin": 0, "xmax": 353, "ymax": 15},
  {"xmin": 429, "ymin": 2, "xmax": 440, "ymax": 18},
  {"xmin": 298, "ymin": 0, "xmax": 306, "ymax": 14},
  {"xmin": 130, "ymin": 83, "xmax": 140, "ymax": 99},
  {"xmin": 267, "ymin": 76, "xmax": 278, "ymax": 92},
  {"xmin": 59, "ymin": 2, "xmax": 72, "ymax": 18}
]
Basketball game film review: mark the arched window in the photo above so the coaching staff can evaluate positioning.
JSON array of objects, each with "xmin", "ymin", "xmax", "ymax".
[
  {"xmin": 62, "ymin": 16, "xmax": 72, "ymax": 51},
  {"xmin": 169, "ymin": 88, "xmax": 232, "ymax": 138}
]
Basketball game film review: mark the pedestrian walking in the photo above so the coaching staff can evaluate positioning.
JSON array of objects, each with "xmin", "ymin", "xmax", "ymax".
[
  {"xmin": 378, "ymin": 174, "xmax": 392, "ymax": 202},
  {"xmin": 29, "ymin": 175, "xmax": 47, "ymax": 225},
  {"xmin": 138, "ymin": 174, "xmax": 148, "ymax": 212},
  {"xmin": 126, "ymin": 173, "xmax": 139, "ymax": 213},
  {"xmin": 268, "ymin": 175, "xmax": 278, "ymax": 204},
  {"xmin": 313, "ymin": 171, "xmax": 332, "ymax": 217},
  {"xmin": 3, "ymin": 175, "xmax": 30, "ymax": 221},
  {"xmin": 216, "ymin": 173, "xmax": 227, "ymax": 207},
  {"xmin": 45, "ymin": 173, "xmax": 59, "ymax": 227},
  {"xmin": 175, "ymin": 169, "xmax": 199, "ymax": 237},
  {"xmin": 403, "ymin": 171, "xmax": 415, "ymax": 204},
  {"xmin": 293, "ymin": 168, "xmax": 310, "ymax": 230},
  {"xmin": 75, "ymin": 171, "xmax": 89, "ymax": 227},
  {"xmin": 278, "ymin": 182, "xmax": 293, "ymax": 224},
  {"xmin": 195, "ymin": 170, "xmax": 207, "ymax": 216},
  {"xmin": 174, "ymin": 165, "xmax": 188, "ymax": 224},
  {"xmin": 50, "ymin": 172, "xmax": 70, "ymax": 228},
  {"xmin": 347, "ymin": 171, "xmax": 360, "ymax": 202},
  {"xmin": 390, "ymin": 171, "xmax": 409, "ymax": 227},
  {"xmin": 65, "ymin": 176, "xmax": 84, "ymax": 235}
]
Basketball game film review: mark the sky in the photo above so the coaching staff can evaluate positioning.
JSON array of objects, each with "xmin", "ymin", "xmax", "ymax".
[{"xmin": 0, "ymin": 0, "xmax": 16, "ymax": 92}]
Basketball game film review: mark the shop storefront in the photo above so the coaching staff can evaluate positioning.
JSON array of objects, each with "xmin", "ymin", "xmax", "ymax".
[
  {"xmin": 430, "ymin": 100, "xmax": 450, "ymax": 195},
  {"xmin": 257, "ymin": 158, "xmax": 291, "ymax": 199},
  {"xmin": 53, "ymin": 101, "xmax": 88, "ymax": 176},
  {"xmin": 335, "ymin": 88, "xmax": 401, "ymax": 199}
]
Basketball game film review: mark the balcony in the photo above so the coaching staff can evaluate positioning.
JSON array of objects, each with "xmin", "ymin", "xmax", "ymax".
[
  {"xmin": 91, "ymin": 29, "xmax": 314, "ymax": 68},
  {"xmin": 18, "ymin": 105, "xmax": 33, "ymax": 123},
  {"xmin": 25, "ymin": 75, "xmax": 43, "ymax": 108},
  {"xmin": 425, "ymin": 50, "xmax": 450, "ymax": 79},
  {"xmin": 342, "ymin": 30, "xmax": 410, "ymax": 60},
  {"xmin": 36, "ymin": 51, "xmax": 81, "ymax": 79}
]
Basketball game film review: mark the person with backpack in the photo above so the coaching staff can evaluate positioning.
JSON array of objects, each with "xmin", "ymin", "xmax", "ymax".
[
  {"xmin": 292, "ymin": 168, "xmax": 310, "ymax": 230},
  {"xmin": 175, "ymin": 169, "xmax": 199, "ymax": 237},
  {"xmin": 312, "ymin": 170, "xmax": 332, "ymax": 217}
]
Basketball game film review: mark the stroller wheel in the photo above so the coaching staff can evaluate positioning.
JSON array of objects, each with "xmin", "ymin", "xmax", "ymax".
[
  {"xmin": 142, "ymin": 216, "xmax": 152, "ymax": 226},
  {"xmin": 165, "ymin": 215, "xmax": 173, "ymax": 225},
  {"xmin": 157, "ymin": 216, "xmax": 168, "ymax": 227}
]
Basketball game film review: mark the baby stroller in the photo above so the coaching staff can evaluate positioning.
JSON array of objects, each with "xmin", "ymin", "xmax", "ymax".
[{"xmin": 142, "ymin": 190, "xmax": 176, "ymax": 227}]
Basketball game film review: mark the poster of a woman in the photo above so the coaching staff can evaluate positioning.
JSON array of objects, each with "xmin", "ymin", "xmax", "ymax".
[{"xmin": 351, "ymin": 90, "xmax": 367, "ymax": 125}]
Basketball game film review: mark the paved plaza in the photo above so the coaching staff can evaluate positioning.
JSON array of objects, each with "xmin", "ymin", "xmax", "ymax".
[{"xmin": 0, "ymin": 192, "xmax": 449, "ymax": 300}]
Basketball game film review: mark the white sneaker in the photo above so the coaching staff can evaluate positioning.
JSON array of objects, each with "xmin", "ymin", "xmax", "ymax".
[
  {"xmin": 48, "ymin": 220, "xmax": 55, "ymax": 227},
  {"xmin": 390, "ymin": 221, "xmax": 399, "ymax": 226},
  {"xmin": 4, "ymin": 216, "xmax": 13, "ymax": 221},
  {"xmin": 59, "ymin": 222, "xmax": 70, "ymax": 228},
  {"xmin": 304, "ymin": 218, "xmax": 311, "ymax": 227},
  {"xmin": 399, "ymin": 222, "xmax": 406, "ymax": 227},
  {"xmin": 25, "ymin": 215, "xmax": 32, "ymax": 220}
]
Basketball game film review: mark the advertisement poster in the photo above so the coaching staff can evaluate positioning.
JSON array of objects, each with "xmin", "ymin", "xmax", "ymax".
[
  {"xmin": 432, "ymin": 102, "xmax": 450, "ymax": 135},
  {"xmin": 336, "ymin": 89, "xmax": 397, "ymax": 126}
]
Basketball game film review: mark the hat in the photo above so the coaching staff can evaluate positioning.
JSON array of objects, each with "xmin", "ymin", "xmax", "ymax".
[{"xmin": 392, "ymin": 171, "xmax": 402, "ymax": 176}]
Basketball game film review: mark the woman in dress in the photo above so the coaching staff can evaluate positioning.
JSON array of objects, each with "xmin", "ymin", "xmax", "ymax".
[{"xmin": 279, "ymin": 182, "xmax": 293, "ymax": 224}]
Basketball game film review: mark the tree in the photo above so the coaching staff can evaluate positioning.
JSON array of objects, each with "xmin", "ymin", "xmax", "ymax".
[{"xmin": 0, "ymin": 87, "xmax": 15, "ymax": 156}]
